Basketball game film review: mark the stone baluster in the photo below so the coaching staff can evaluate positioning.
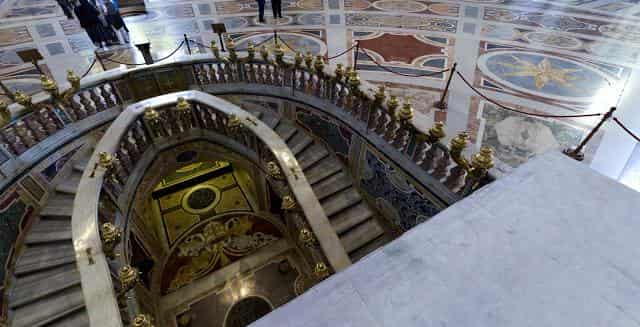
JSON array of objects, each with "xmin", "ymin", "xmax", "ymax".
[
  {"xmin": 331, "ymin": 64, "xmax": 344, "ymax": 102},
  {"xmin": 101, "ymin": 84, "xmax": 117, "ymax": 107},
  {"xmin": 368, "ymin": 86, "xmax": 385, "ymax": 130},
  {"xmin": 69, "ymin": 96, "xmax": 87, "ymax": 120},
  {"xmin": 116, "ymin": 149, "xmax": 133, "ymax": 173},
  {"xmin": 2, "ymin": 127, "xmax": 27, "ymax": 154},
  {"xmin": 414, "ymin": 122, "xmax": 445, "ymax": 167},
  {"xmin": 23, "ymin": 118, "xmax": 46, "ymax": 142},
  {"xmin": 123, "ymin": 135, "xmax": 141, "ymax": 162},
  {"xmin": 89, "ymin": 87, "xmax": 107, "ymax": 111},
  {"xmin": 432, "ymin": 149, "xmax": 450, "ymax": 180},
  {"xmin": 314, "ymin": 56, "xmax": 325, "ymax": 97},
  {"xmin": 80, "ymin": 92, "xmax": 97, "ymax": 115},
  {"xmin": 36, "ymin": 109, "xmax": 60, "ymax": 134}
]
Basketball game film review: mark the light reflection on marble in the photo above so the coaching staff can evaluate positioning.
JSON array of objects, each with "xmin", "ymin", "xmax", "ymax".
[{"xmin": 1, "ymin": 0, "xmax": 639, "ymax": 191}]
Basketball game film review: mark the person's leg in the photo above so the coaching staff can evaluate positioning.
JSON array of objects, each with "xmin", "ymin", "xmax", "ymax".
[
  {"xmin": 258, "ymin": 0, "xmax": 265, "ymax": 22},
  {"xmin": 277, "ymin": 0, "xmax": 283, "ymax": 18},
  {"xmin": 271, "ymin": 0, "xmax": 277, "ymax": 19}
]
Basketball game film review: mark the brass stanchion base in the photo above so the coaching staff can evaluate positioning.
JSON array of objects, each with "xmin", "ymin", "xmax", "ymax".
[
  {"xmin": 434, "ymin": 100, "xmax": 447, "ymax": 110},
  {"xmin": 563, "ymin": 148, "xmax": 584, "ymax": 161}
]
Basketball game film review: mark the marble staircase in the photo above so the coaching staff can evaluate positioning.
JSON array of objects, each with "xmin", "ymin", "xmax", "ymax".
[
  {"xmin": 7, "ymin": 153, "xmax": 91, "ymax": 327},
  {"xmin": 243, "ymin": 104, "xmax": 393, "ymax": 262}
]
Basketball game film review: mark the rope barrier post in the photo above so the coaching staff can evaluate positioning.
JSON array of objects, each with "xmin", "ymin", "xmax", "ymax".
[
  {"xmin": 184, "ymin": 34, "xmax": 192, "ymax": 55},
  {"xmin": 135, "ymin": 42, "xmax": 154, "ymax": 65},
  {"xmin": 563, "ymin": 106, "xmax": 616, "ymax": 161},
  {"xmin": 353, "ymin": 41, "xmax": 361, "ymax": 71},
  {"xmin": 94, "ymin": 50, "xmax": 106, "ymax": 71},
  {"xmin": 435, "ymin": 62, "xmax": 457, "ymax": 110}
]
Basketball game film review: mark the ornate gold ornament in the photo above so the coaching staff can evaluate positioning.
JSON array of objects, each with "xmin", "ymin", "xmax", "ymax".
[
  {"xmin": 266, "ymin": 161, "xmax": 284, "ymax": 180},
  {"xmin": 304, "ymin": 52, "xmax": 313, "ymax": 69},
  {"xmin": 67, "ymin": 70, "xmax": 81, "ymax": 90},
  {"xmin": 143, "ymin": 107, "xmax": 160, "ymax": 122},
  {"xmin": 374, "ymin": 85, "xmax": 386, "ymax": 104},
  {"xmin": 175, "ymin": 97, "xmax": 191, "ymax": 112},
  {"xmin": 246, "ymin": 41, "xmax": 255, "ymax": 61},
  {"xmin": 41, "ymin": 72, "xmax": 81, "ymax": 105},
  {"xmin": 294, "ymin": 52, "xmax": 303, "ymax": 68},
  {"xmin": 118, "ymin": 265, "xmax": 140, "ymax": 293},
  {"xmin": 334, "ymin": 63, "xmax": 344, "ymax": 82},
  {"xmin": 260, "ymin": 45, "xmax": 270, "ymax": 62},
  {"xmin": 41, "ymin": 75, "xmax": 58, "ymax": 96},
  {"xmin": 298, "ymin": 228, "xmax": 316, "ymax": 248},
  {"xmin": 314, "ymin": 55, "xmax": 324, "ymax": 74},
  {"xmin": 14, "ymin": 91, "xmax": 32, "ymax": 108},
  {"xmin": 132, "ymin": 314, "xmax": 155, "ymax": 327},
  {"xmin": 226, "ymin": 114, "xmax": 242, "ymax": 130},
  {"xmin": 98, "ymin": 151, "xmax": 115, "ymax": 169},
  {"xmin": 469, "ymin": 146, "xmax": 494, "ymax": 181},
  {"xmin": 0, "ymin": 101, "xmax": 10, "ymax": 127},
  {"xmin": 426, "ymin": 122, "xmax": 446, "ymax": 144},
  {"xmin": 313, "ymin": 262, "xmax": 329, "ymax": 280},
  {"xmin": 100, "ymin": 222, "xmax": 122, "ymax": 260},
  {"xmin": 274, "ymin": 43, "xmax": 285, "ymax": 63},
  {"xmin": 171, "ymin": 216, "xmax": 278, "ymax": 291},
  {"xmin": 397, "ymin": 101, "xmax": 414, "ymax": 121},
  {"xmin": 347, "ymin": 70, "xmax": 360, "ymax": 90},
  {"xmin": 227, "ymin": 38, "xmax": 238, "ymax": 62},
  {"xmin": 281, "ymin": 195, "xmax": 296, "ymax": 210},
  {"xmin": 386, "ymin": 95, "xmax": 399, "ymax": 116}
]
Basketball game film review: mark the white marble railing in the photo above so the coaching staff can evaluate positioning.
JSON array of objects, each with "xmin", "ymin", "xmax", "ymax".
[{"xmin": 72, "ymin": 91, "xmax": 351, "ymax": 326}]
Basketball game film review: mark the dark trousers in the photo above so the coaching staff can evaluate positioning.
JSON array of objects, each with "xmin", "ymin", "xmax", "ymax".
[
  {"xmin": 257, "ymin": 0, "xmax": 265, "ymax": 21},
  {"xmin": 56, "ymin": 0, "xmax": 74, "ymax": 19},
  {"xmin": 272, "ymin": 0, "xmax": 282, "ymax": 18}
]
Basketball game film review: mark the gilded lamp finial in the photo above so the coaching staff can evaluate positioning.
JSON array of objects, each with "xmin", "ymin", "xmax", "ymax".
[
  {"xmin": 98, "ymin": 151, "xmax": 114, "ymax": 169},
  {"xmin": 374, "ymin": 85, "xmax": 386, "ymax": 104},
  {"xmin": 100, "ymin": 222, "xmax": 122, "ymax": 260},
  {"xmin": 313, "ymin": 262, "xmax": 329, "ymax": 280},
  {"xmin": 0, "ymin": 100, "xmax": 10, "ymax": 127},
  {"xmin": 267, "ymin": 161, "xmax": 284, "ymax": 180},
  {"xmin": 282, "ymin": 195, "xmax": 296, "ymax": 210},
  {"xmin": 260, "ymin": 45, "xmax": 270, "ymax": 61},
  {"xmin": 67, "ymin": 70, "xmax": 81, "ymax": 90},
  {"xmin": 386, "ymin": 95, "xmax": 399, "ymax": 115},
  {"xmin": 471, "ymin": 146, "xmax": 494, "ymax": 172},
  {"xmin": 119, "ymin": 265, "xmax": 140, "ymax": 293},
  {"xmin": 143, "ymin": 107, "xmax": 160, "ymax": 122},
  {"xmin": 246, "ymin": 41, "xmax": 255, "ymax": 60},
  {"xmin": 298, "ymin": 228, "xmax": 316, "ymax": 247},
  {"xmin": 427, "ymin": 122, "xmax": 446, "ymax": 143},
  {"xmin": 132, "ymin": 314, "xmax": 155, "ymax": 327},
  {"xmin": 274, "ymin": 43, "xmax": 285, "ymax": 63},
  {"xmin": 304, "ymin": 52, "xmax": 313, "ymax": 69},
  {"xmin": 175, "ymin": 97, "xmax": 191, "ymax": 112},
  {"xmin": 397, "ymin": 100, "xmax": 414, "ymax": 121},
  {"xmin": 314, "ymin": 55, "xmax": 325, "ymax": 74},
  {"xmin": 334, "ymin": 63, "xmax": 344, "ymax": 81},
  {"xmin": 347, "ymin": 70, "xmax": 360, "ymax": 90},
  {"xmin": 294, "ymin": 52, "xmax": 303, "ymax": 68},
  {"xmin": 14, "ymin": 90, "xmax": 32, "ymax": 108},
  {"xmin": 41, "ymin": 75, "xmax": 58, "ymax": 96}
]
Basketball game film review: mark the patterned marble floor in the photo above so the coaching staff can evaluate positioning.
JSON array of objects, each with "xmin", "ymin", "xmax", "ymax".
[{"xmin": 2, "ymin": 0, "xmax": 640, "ymax": 191}]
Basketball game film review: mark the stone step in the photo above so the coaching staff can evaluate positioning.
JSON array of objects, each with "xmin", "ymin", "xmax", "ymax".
[
  {"xmin": 39, "ymin": 193, "xmax": 75, "ymax": 219},
  {"xmin": 47, "ymin": 308, "xmax": 90, "ymax": 327},
  {"xmin": 11, "ymin": 285, "xmax": 85, "ymax": 327},
  {"xmin": 305, "ymin": 158, "xmax": 343, "ymax": 185},
  {"xmin": 14, "ymin": 243, "xmax": 75, "ymax": 276},
  {"xmin": 348, "ymin": 234, "xmax": 390, "ymax": 262},
  {"xmin": 297, "ymin": 143, "xmax": 329, "ymax": 170},
  {"xmin": 55, "ymin": 172, "xmax": 82, "ymax": 195},
  {"xmin": 25, "ymin": 220, "xmax": 72, "ymax": 245},
  {"xmin": 287, "ymin": 131, "xmax": 314, "ymax": 156},
  {"xmin": 275, "ymin": 122, "xmax": 298, "ymax": 142},
  {"xmin": 12, "ymin": 263, "xmax": 78, "ymax": 289},
  {"xmin": 340, "ymin": 219, "xmax": 385, "ymax": 254},
  {"xmin": 261, "ymin": 114, "xmax": 280, "ymax": 129},
  {"xmin": 330, "ymin": 202, "xmax": 374, "ymax": 235},
  {"xmin": 72, "ymin": 156, "xmax": 90, "ymax": 173},
  {"xmin": 321, "ymin": 187, "xmax": 363, "ymax": 217},
  {"xmin": 9, "ymin": 267, "xmax": 81, "ymax": 309},
  {"xmin": 312, "ymin": 171, "xmax": 353, "ymax": 201}
]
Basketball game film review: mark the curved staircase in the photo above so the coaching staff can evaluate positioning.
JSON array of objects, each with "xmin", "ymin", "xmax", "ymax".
[
  {"xmin": 242, "ymin": 103, "xmax": 393, "ymax": 262},
  {"xmin": 7, "ymin": 152, "xmax": 92, "ymax": 327}
]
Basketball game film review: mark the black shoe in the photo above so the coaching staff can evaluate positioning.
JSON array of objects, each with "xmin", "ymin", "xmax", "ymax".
[{"xmin": 259, "ymin": 18, "xmax": 265, "ymax": 23}]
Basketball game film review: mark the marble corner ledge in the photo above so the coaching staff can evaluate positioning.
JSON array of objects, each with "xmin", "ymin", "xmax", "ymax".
[{"xmin": 251, "ymin": 151, "xmax": 640, "ymax": 327}]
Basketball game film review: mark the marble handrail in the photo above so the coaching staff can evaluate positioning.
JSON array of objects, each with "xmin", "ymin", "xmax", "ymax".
[{"xmin": 72, "ymin": 90, "xmax": 351, "ymax": 326}]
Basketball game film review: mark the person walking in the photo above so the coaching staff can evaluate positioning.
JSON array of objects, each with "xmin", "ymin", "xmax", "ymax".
[
  {"xmin": 272, "ymin": 0, "xmax": 283, "ymax": 19},
  {"xmin": 103, "ymin": 0, "xmax": 130, "ymax": 44},
  {"xmin": 56, "ymin": 0, "xmax": 74, "ymax": 19},
  {"xmin": 256, "ymin": 0, "xmax": 266, "ymax": 23},
  {"xmin": 74, "ymin": 0, "xmax": 107, "ymax": 48}
]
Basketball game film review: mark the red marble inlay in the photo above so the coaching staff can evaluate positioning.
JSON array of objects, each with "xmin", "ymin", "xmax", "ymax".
[{"xmin": 358, "ymin": 34, "xmax": 443, "ymax": 64}]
